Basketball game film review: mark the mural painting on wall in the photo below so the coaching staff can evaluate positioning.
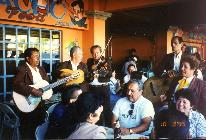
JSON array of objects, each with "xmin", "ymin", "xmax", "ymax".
[
  {"xmin": 170, "ymin": 26, "xmax": 206, "ymax": 45},
  {"xmin": 170, "ymin": 26, "xmax": 206, "ymax": 57},
  {"xmin": 0, "ymin": 0, "xmax": 88, "ymax": 29},
  {"xmin": 69, "ymin": 0, "xmax": 87, "ymax": 28}
]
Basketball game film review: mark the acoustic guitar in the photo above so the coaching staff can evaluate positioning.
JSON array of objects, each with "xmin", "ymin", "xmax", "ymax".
[
  {"xmin": 59, "ymin": 69, "xmax": 84, "ymax": 86},
  {"xmin": 13, "ymin": 69, "xmax": 84, "ymax": 113}
]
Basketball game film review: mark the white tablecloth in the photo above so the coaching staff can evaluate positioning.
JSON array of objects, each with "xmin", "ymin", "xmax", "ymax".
[{"xmin": 105, "ymin": 127, "xmax": 149, "ymax": 139}]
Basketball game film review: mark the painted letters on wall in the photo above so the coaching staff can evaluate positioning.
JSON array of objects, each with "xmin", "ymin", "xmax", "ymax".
[{"xmin": 0, "ymin": 0, "xmax": 88, "ymax": 29}]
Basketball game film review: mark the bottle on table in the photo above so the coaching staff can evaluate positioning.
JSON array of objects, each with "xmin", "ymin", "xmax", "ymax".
[{"xmin": 114, "ymin": 120, "xmax": 121, "ymax": 139}]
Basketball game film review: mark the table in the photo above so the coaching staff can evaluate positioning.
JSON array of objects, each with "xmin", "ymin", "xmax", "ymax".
[{"xmin": 105, "ymin": 127, "xmax": 149, "ymax": 139}]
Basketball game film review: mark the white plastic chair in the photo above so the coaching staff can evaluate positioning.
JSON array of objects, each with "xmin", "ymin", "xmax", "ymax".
[{"xmin": 35, "ymin": 121, "xmax": 49, "ymax": 140}]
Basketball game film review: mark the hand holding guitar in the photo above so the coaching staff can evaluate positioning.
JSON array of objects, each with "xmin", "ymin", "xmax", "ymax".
[
  {"xmin": 94, "ymin": 73, "xmax": 99, "ymax": 79},
  {"xmin": 31, "ymin": 88, "xmax": 43, "ymax": 97},
  {"xmin": 162, "ymin": 70, "xmax": 177, "ymax": 78},
  {"xmin": 160, "ymin": 94, "xmax": 167, "ymax": 102},
  {"xmin": 167, "ymin": 70, "xmax": 177, "ymax": 78},
  {"xmin": 59, "ymin": 71, "xmax": 76, "ymax": 82}
]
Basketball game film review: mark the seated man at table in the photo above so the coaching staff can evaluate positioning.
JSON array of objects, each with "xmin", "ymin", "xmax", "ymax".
[{"xmin": 112, "ymin": 80, "xmax": 155, "ymax": 136}]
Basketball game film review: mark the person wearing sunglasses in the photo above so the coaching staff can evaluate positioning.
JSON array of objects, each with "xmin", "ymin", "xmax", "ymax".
[{"xmin": 112, "ymin": 80, "xmax": 155, "ymax": 136}]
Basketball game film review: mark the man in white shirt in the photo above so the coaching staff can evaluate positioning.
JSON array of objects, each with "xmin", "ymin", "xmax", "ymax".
[
  {"xmin": 13, "ymin": 48, "xmax": 49, "ymax": 139},
  {"xmin": 56, "ymin": 46, "xmax": 89, "ymax": 92},
  {"xmin": 112, "ymin": 80, "xmax": 155, "ymax": 136}
]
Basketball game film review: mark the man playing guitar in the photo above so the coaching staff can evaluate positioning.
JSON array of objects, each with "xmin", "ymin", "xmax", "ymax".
[
  {"xmin": 56, "ymin": 46, "xmax": 89, "ymax": 92},
  {"xmin": 13, "ymin": 48, "xmax": 49, "ymax": 139}
]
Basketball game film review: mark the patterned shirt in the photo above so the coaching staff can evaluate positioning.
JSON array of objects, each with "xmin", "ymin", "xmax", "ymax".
[{"xmin": 189, "ymin": 110, "xmax": 206, "ymax": 138}]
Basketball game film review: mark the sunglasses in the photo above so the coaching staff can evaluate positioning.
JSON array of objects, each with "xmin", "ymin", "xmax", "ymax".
[{"xmin": 128, "ymin": 103, "xmax": 134, "ymax": 116}]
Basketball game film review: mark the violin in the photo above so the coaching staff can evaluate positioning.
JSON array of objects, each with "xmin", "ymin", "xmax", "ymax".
[
  {"xmin": 89, "ymin": 57, "xmax": 110, "ymax": 81},
  {"xmin": 91, "ymin": 57, "xmax": 107, "ymax": 71}
]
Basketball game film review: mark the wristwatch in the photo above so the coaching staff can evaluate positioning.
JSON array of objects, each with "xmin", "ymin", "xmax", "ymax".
[{"xmin": 129, "ymin": 128, "xmax": 134, "ymax": 134}]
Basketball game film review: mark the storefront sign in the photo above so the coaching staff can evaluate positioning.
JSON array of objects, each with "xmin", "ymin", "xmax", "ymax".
[{"xmin": 0, "ymin": 0, "xmax": 88, "ymax": 29}]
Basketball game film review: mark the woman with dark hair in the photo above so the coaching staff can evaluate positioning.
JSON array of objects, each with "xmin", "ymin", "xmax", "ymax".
[
  {"xmin": 175, "ymin": 89, "xmax": 206, "ymax": 138},
  {"xmin": 67, "ymin": 92, "xmax": 106, "ymax": 139},
  {"xmin": 154, "ymin": 109, "xmax": 190, "ymax": 139},
  {"xmin": 46, "ymin": 84, "xmax": 82, "ymax": 139},
  {"xmin": 161, "ymin": 55, "xmax": 206, "ymax": 118}
]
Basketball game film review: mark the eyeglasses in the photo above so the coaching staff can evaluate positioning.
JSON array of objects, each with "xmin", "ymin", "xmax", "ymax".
[{"xmin": 128, "ymin": 103, "xmax": 134, "ymax": 116}]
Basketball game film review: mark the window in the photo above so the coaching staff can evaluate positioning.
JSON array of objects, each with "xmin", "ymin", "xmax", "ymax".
[{"xmin": 0, "ymin": 25, "xmax": 61, "ymax": 101}]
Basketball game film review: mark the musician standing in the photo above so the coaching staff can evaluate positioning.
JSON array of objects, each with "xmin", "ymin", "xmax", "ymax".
[
  {"xmin": 154, "ymin": 36, "xmax": 185, "ymax": 77},
  {"xmin": 87, "ymin": 45, "xmax": 113, "ymax": 127},
  {"xmin": 56, "ymin": 46, "xmax": 88, "ymax": 92},
  {"xmin": 13, "ymin": 48, "xmax": 48, "ymax": 139}
]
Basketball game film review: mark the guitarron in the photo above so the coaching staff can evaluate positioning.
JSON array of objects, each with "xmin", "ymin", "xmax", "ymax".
[{"xmin": 143, "ymin": 76, "xmax": 174, "ymax": 108}]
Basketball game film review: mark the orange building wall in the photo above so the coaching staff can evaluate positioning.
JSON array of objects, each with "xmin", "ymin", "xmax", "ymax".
[
  {"xmin": 82, "ymin": 17, "xmax": 107, "ymax": 61},
  {"xmin": 82, "ymin": 18, "xmax": 94, "ymax": 61},
  {"xmin": 112, "ymin": 36, "xmax": 154, "ymax": 67},
  {"xmin": 0, "ymin": 0, "xmax": 89, "ymax": 30},
  {"xmin": 102, "ymin": 0, "xmax": 177, "ymax": 12},
  {"xmin": 0, "ymin": 19, "xmax": 85, "ymax": 61},
  {"xmin": 94, "ymin": 19, "xmax": 106, "ymax": 52},
  {"xmin": 203, "ymin": 44, "xmax": 206, "ymax": 59},
  {"xmin": 88, "ymin": 0, "xmax": 103, "ymax": 10},
  {"xmin": 111, "ymin": 30, "xmax": 167, "ymax": 70},
  {"xmin": 0, "ymin": 0, "xmax": 93, "ymax": 63},
  {"xmin": 154, "ymin": 30, "xmax": 167, "ymax": 67},
  {"xmin": 62, "ymin": 28, "xmax": 84, "ymax": 61}
]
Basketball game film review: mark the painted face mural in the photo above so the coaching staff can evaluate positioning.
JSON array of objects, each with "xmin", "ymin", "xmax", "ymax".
[{"xmin": 70, "ymin": 0, "xmax": 87, "ymax": 28}]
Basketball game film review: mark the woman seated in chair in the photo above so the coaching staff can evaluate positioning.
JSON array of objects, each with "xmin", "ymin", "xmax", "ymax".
[
  {"xmin": 45, "ymin": 84, "xmax": 82, "ymax": 139},
  {"xmin": 175, "ymin": 89, "xmax": 206, "ymax": 138},
  {"xmin": 161, "ymin": 55, "xmax": 206, "ymax": 118}
]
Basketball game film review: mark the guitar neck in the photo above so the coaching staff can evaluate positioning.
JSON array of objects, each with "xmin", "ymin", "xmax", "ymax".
[
  {"xmin": 94, "ymin": 58, "xmax": 106, "ymax": 70},
  {"xmin": 41, "ymin": 77, "xmax": 68, "ymax": 92}
]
